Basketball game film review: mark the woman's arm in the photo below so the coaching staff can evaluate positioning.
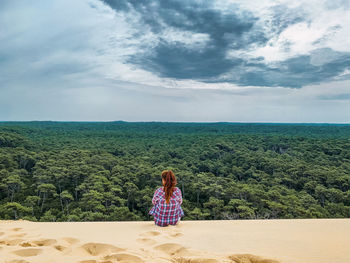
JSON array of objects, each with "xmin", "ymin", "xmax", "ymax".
[
  {"xmin": 174, "ymin": 187, "xmax": 183, "ymax": 205},
  {"xmin": 152, "ymin": 188, "xmax": 161, "ymax": 205}
]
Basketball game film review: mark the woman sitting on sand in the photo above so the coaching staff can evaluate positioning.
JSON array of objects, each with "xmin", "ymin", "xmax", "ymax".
[{"xmin": 149, "ymin": 170, "xmax": 185, "ymax": 227}]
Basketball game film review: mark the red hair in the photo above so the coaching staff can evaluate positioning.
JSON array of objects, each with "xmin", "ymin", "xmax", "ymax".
[{"xmin": 161, "ymin": 170, "xmax": 177, "ymax": 204}]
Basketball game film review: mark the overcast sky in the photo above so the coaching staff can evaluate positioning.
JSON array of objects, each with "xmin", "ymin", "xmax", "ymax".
[{"xmin": 1, "ymin": 0, "xmax": 350, "ymax": 122}]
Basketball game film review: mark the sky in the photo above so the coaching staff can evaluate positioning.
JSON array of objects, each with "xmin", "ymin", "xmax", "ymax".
[{"xmin": 1, "ymin": 0, "xmax": 350, "ymax": 122}]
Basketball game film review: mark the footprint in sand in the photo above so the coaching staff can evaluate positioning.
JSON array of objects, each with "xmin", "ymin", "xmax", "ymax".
[
  {"xmin": 140, "ymin": 231, "xmax": 161, "ymax": 237},
  {"xmin": 53, "ymin": 237, "xmax": 80, "ymax": 252},
  {"xmin": 62, "ymin": 237, "xmax": 80, "ymax": 244},
  {"xmin": 136, "ymin": 237, "xmax": 157, "ymax": 246},
  {"xmin": 153, "ymin": 243, "xmax": 222, "ymax": 263},
  {"xmin": 9, "ymin": 233, "xmax": 26, "ymax": 238},
  {"xmin": 19, "ymin": 242, "xmax": 33, "ymax": 247},
  {"xmin": 18, "ymin": 238, "xmax": 69, "ymax": 254},
  {"xmin": 7, "ymin": 260, "xmax": 30, "ymax": 263},
  {"xmin": 54, "ymin": 244, "xmax": 69, "ymax": 252},
  {"xmin": 2, "ymin": 239, "xmax": 25, "ymax": 246},
  {"xmin": 227, "ymin": 253, "xmax": 280, "ymax": 263},
  {"xmin": 103, "ymin": 253, "xmax": 144, "ymax": 263},
  {"xmin": 12, "ymin": 248, "xmax": 42, "ymax": 257},
  {"xmin": 153, "ymin": 243, "xmax": 221, "ymax": 263},
  {"xmin": 18, "ymin": 238, "xmax": 57, "ymax": 248},
  {"xmin": 0, "ymin": 232, "xmax": 4, "ymax": 236},
  {"xmin": 140, "ymin": 230, "xmax": 183, "ymax": 241},
  {"xmin": 11, "ymin": 228, "xmax": 23, "ymax": 232},
  {"xmin": 80, "ymin": 242, "xmax": 125, "ymax": 256},
  {"xmin": 173, "ymin": 258, "xmax": 220, "ymax": 263},
  {"xmin": 32, "ymin": 238, "xmax": 57, "ymax": 246},
  {"xmin": 154, "ymin": 243, "xmax": 192, "ymax": 257},
  {"xmin": 168, "ymin": 232, "xmax": 183, "ymax": 238}
]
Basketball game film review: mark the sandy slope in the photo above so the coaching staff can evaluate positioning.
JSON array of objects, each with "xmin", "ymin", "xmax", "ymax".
[{"xmin": 0, "ymin": 219, "xmax": 349, "ymax": 263}]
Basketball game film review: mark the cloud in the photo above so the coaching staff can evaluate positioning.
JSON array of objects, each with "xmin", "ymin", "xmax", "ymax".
[
  {"xmin": 228, "ymin": 49, "xmax": 350, "ymax": 88},
  {"xmin": 324, "ymin": 0, "xmax": 349, "ymax": 10},
  {"xmin": 318, "ymin": 93, "xmax": 350, "ymax": 100},
  {"xmin": 2, "ymin": 76, "xmax": 350, "ymax": 122},
  {"xmin": 101, "ymin": 0, "xmax": 350, "ymax": 88},
  {"xmin": 1, "ymin": 0, "xmax": 350, "ymax": 122},
  {"xmin": 103, "ymin": 0, "xmax": 266, "ymax": 81}
]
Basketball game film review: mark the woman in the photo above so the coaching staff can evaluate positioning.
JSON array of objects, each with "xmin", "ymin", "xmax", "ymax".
[{"xmin": 149, "ymin": 170, "xmax": 185, "ymax": 227}]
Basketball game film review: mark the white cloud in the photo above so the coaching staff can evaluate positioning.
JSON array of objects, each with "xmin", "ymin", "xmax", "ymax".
[{"xmin": 223, "ymin": 0, "xmax": 350, "ymax": 62}]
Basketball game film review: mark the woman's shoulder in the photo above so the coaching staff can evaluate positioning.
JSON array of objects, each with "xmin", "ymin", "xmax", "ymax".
[
  {"xmin": 174, "ymin": 187, "xmax": 181, "ymax": 192},
  {"xmin": 156, "ymin": 186, "xmax": 180, "ymax": 192}
]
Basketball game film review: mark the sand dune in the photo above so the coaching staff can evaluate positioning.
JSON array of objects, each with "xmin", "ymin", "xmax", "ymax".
[{"xmin": 0, "ymin": 219, "xmax": 349, "ymax": 263}]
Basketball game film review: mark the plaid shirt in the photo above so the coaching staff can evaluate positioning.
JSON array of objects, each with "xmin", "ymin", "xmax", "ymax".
[{"xmin": 149, "ymin": 186, "xmax": 185, "ymax": 227}]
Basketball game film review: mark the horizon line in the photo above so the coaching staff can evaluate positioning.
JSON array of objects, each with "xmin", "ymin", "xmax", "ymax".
[{"xmin": 1, "ymin": 120, "xmax": 350, "ymax": 125}]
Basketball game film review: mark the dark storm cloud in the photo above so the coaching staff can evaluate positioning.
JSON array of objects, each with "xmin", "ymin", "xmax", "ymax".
[
  {"xmin": 129, "ymin": 41, "xmax": 244, "ymax": 79},
  {"xmin": 101, "ymin": 0, "xmax": 350, "ymax": 88},
  {"xmin": 102, "ymin": 0, "xmax": 268, "ymax": 79},
  {"xmin": 229, "ymin": 49, "xmax": 350, "ymax": 88},
  {"xmin": 102, "ymin": 0, "xmax": 257, "ymax": 36}
]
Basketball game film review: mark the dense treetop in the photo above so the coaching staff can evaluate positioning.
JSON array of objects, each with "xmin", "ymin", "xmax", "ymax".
[{"xmin": 0, "ymin": 121, "xmax": 349, "ymax": 221}]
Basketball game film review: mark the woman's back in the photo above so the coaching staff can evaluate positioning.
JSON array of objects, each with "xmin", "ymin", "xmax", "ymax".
[
  {"xmin": 157, "ymin": 186, "xmax": 181, "ymax": 202},
  {"xmin": 149, "ymin": 186, "xmax": 184, "ymax": 226}
]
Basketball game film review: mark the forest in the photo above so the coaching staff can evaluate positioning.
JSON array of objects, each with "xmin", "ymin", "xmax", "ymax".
[{"xmin": 0, "ymin": 121, "xmax": 349, "ymax": 221}]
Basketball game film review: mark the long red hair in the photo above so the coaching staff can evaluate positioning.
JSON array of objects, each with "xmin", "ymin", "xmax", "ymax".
[{"xmin": 161, "ymin": 170, "xmax": 177, "ymax": 204}]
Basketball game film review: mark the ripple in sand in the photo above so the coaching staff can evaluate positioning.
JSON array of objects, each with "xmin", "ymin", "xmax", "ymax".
[
  {"xmin": 103, "ymin": 253, "xmax": 144, "ymax": 263},
  {"xmin": 12, "ymin": 248, "xmax": 42, "ymax": 257},
  {"xmin": 227, "ymin": 253, "xmax": 280, "ymax": 263},
  {"xmin": 81, "ymin": 242, "xmax": 125, "ymax": 256},
  {"xmin": 78, "ymin": 260, "xmax": 97, "ymax": 263}
]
